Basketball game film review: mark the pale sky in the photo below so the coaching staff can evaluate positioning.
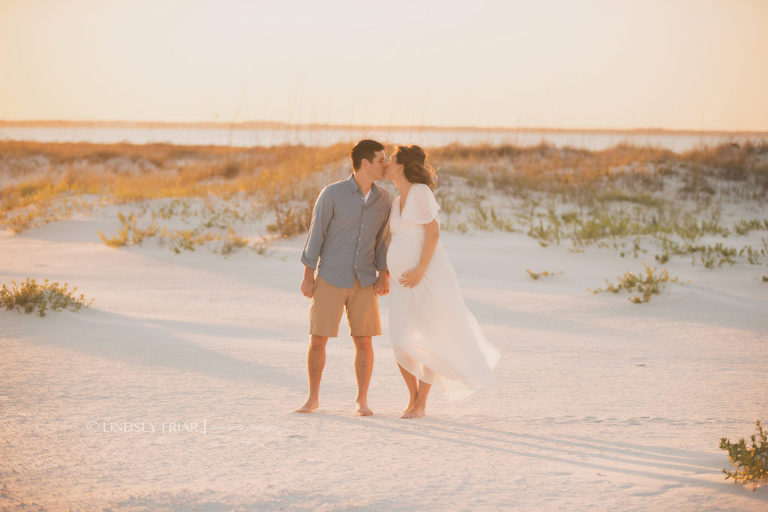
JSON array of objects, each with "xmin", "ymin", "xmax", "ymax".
[{"xmin": 1, "ymin": 0, "xmax": 766, "ymax": 131}]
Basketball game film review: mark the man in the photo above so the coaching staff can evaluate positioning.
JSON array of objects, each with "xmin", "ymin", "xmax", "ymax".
[{"xmin": 296, "ymin": 139, "xmax": 391, "ymax": 416}]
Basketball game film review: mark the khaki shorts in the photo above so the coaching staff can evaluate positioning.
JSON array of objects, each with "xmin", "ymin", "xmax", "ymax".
[{"xmin": 310, "ymin": 276, "xmax": 381, "ymax": 337}]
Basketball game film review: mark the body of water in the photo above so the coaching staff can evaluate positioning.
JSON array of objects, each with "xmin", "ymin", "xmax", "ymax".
[{"xmin": 1, "ymin": 125, "xmax": 765, "ymax": 152}]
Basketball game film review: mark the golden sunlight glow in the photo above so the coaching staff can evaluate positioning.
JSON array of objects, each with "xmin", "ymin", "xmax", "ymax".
[{"xmin": 1, "ymin": 0, "xmax": 766, "ymax": 130}]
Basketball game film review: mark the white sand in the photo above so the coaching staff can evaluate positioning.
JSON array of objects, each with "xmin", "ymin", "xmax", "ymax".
[{"xmin": 1, "ymin": 207, "xmax": 767, "ymax": 511}]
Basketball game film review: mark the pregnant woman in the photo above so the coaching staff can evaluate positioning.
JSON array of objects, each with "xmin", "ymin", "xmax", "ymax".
[{"xmin": 384, "ymin": 145, "xmax": 500, "ymax": 419}]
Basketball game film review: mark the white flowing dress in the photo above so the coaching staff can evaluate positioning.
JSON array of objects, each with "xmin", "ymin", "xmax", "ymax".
[{"xmin": 386, "ymin": 184, "xmax": 500, "ymax": 400}]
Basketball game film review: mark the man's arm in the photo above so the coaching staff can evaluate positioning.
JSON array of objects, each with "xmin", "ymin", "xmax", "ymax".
[{"xmin": 300, "ymin": 189, "xmax": 332, "ymax": 298}]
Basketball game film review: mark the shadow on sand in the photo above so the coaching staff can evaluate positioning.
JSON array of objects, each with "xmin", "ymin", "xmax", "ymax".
[
  {"xmin": 8, "ymin": 308, "xmax": 301, "ymax": 389},
  {"xmin": 296, "ymin": 411, "xmax": 767, "ymax": 503}
]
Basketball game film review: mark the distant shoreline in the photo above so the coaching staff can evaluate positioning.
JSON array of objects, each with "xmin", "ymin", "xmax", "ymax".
[{"xmin": 1, "ymin": 119, "xmax": 766, "ymax": 137}]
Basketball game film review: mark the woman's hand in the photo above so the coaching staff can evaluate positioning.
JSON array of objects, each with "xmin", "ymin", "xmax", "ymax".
[{"xmin": 399, "ymin": 267, "xmax": 425, "ymax": 288}]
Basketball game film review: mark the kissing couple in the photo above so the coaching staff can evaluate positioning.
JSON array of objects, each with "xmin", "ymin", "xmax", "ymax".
[{"xmin": 296, "ymin": 140, "xmax": 500, "ymax": 419}]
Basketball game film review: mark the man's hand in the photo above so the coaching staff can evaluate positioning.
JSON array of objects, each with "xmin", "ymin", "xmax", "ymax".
[
  {"xmin": 374, "ymin": 270, "xmax": 390, "ymax": 296},
  {"xmin": 301, "ymin": 266, "xmax": 315, "ymax": 298},
  {"xmin": 301, "ymin": 275, "xmax": 315, "ymax": 298}
]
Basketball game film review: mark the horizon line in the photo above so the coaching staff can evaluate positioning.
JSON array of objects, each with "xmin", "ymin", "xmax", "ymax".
[{"xmin": 1, "ymin": 119, "xmax": 767, "ymax": 137}]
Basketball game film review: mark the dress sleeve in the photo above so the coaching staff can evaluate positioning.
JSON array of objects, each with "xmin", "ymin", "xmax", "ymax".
[{"xmin": 402, "ymin": 184, "xmax": 440, "ymax": 225}]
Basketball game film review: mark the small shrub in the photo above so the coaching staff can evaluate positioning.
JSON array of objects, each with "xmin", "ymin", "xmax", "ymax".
[
  {"xmin": 589, "ymin": 262, "xmax": 680, "ymax": 303},
  {"xmin": 267, "ymin": 203, "xmax": 311, "ymax": 238},
  {"xmin": 219, "ymin": 228, "xmax": 251, "ymax": 257},
  {"xmin": 7, "ymin": 212, "xmax": 35, "ymax": 233},
  {"xmin": 1, "ymin": 278, "xmax": 94, "ymax": 317},
  {"xmin": 526, "ymin": 269, "xmax": 564, "ymax": 280},
  {"xmin": 720, "ymin": 420, "xmax": 768, "ymax": 491},
  {"xmin": 130, "ymin": 215, "xmax": 159, "ymax": 244},
  {"xmin": 166, "ymin": 228, "xmax": 218, "ymax": 254},
  {"xmin": 467, "ymin": 205, "xmax": 515, "ymax": 232},
  {"xmin": 527, "ymin": 219, "xmax": 561, "ymax": 247},
  {"xmin": 253, "ymin": 236, "xmax": 272, "ymax": 256},
  {"xmin": 739, "ymin": 245, "xmax": 765, "ymax": 265},
  {"xmin": 733, "ymin": 218, "xmax": 768, "ymax": 236},
  {"xmin": 98, "ymin": 211, "xmax": 146, "ymax": 248},
  {"xmin": 98, "ymin": 225, "xmax": 129, "ymax": 247}
]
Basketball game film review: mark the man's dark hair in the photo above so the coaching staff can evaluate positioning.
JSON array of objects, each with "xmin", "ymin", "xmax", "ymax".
[{"xmin": 350, "ymin": 139, "xmax": 385, "ymax": 171}]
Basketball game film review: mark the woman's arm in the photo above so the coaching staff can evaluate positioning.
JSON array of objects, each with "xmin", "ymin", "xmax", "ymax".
[{"xmin": 399, "ymin": 219, "xmax": 439, "ymax": 288}]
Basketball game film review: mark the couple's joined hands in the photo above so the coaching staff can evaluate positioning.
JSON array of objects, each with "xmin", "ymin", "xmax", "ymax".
[{"xmin": 373, "ymin": 271, "xmax": 389, "ymax": 296}]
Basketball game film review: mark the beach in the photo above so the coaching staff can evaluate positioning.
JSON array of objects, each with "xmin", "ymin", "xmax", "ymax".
[{"xmin": 1, "ymin": 141, "xmax": 767, "ymax": 510}]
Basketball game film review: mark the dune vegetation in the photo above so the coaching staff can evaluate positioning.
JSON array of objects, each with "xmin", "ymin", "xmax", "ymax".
[
  {"xmin": 1, "ymin": 139, "xmax": 767, "ymax": 270},
  {"xmin": 0, "ymin": 277, "xmax": 94, "ymax": 317}
]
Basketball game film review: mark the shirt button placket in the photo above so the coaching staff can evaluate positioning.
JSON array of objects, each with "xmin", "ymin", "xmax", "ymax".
[{"xmin": 354, "ymin": 194, "xmax": 366, "ymax": 276}]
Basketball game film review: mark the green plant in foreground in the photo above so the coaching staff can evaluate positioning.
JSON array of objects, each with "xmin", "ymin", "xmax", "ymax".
[
  {"xmin": 720, "ymin": 420, "xmax": 768, "ymax": 491},
  {"xmin": 588, "ymin": 262, "xmax": 681, "ymax": 303},
  {"xmin": 526, "ymin": 269, "xmax": 564, "ymax": 280},
  {"xmin": 0, "ymin": 278, "xmax": 94, "ymax": 317}
]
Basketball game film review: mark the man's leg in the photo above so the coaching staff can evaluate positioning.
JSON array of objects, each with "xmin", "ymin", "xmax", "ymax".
[
  {"xmin": 295, "ymin": 335, "xmax": 328, "ymax": 413},
  {"xmin": 352, "ymin": 335, "xmax": 374, "ymax": 416},
  {"xmin": 347, "ymin": 277, "xmax": 380, "ymax": 416},
  {"xmin": 297, "ymin": 276, "xmax": 343, "ymax": 414}
]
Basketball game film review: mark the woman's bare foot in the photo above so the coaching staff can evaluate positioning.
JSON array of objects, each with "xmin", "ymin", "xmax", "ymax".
[
  {"xmin": 356, "ymin": 401, "xmax": 374, "ymax": 416},
  {"xmin": 401, "ymin": 380, "xmax": 430, "ymax": 419},
  {"xmin": 401, "ymin": 395, "xmax": 417, "ymax": 417},
  {"xmin": 295, "ymin": 398, "xmax": 319, "ymax": 413},
  {"xmin": 401, "ymin": 405, "xmax": 425, "ymax": 419}
]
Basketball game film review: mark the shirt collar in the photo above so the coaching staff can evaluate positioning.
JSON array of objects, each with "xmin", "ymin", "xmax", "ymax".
[{"xmin": 347, "ymin": 174, "xmax": 378, "ymax": 198}]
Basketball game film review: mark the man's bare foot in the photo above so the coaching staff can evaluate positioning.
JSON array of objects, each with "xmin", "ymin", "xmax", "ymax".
[
  {"xmin": 356, "ymin": 402, "xmax": 374, "ymax": 416},
  {"xmin": 401, "ymin": 405, "xmax": 425, "ymax": 419},
  {"xmin": 295, "ymin": 398, "xmax": 319, "ymax": 413}
]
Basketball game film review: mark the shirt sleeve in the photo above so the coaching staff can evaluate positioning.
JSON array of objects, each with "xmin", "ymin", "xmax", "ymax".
[
  {"xmin": 401, "ymin": 184, "xmax": 440, "ymax": 225},
  {"xmin": 301, "ymin": 187, "xmax": 333, "ymax": 270},
  {"xmin": 374, "ymin": 198, "xmax": 391, "ymax": 272}
]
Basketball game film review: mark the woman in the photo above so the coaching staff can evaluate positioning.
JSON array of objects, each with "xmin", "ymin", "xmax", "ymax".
[{"xmin": 384, "ymin": 145, "xmax": 500, "ymax": 419}]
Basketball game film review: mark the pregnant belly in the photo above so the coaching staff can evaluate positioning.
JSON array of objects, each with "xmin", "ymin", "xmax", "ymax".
[{"xmin": 387, "ymin": 231, "xmax": 423, "ymax": 278}]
